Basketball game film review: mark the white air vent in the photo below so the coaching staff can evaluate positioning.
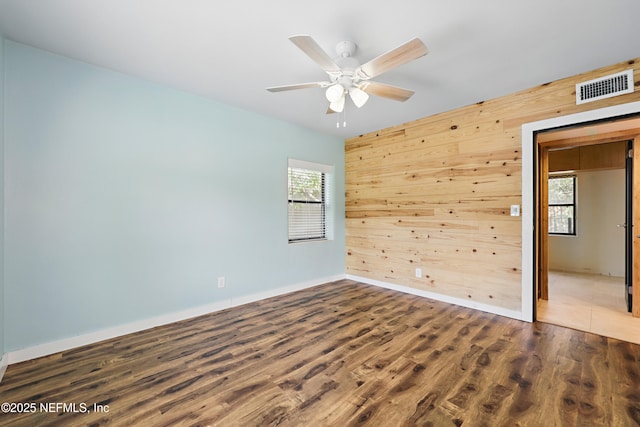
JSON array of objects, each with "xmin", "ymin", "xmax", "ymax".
[{"xmin": 576, "ymin": 69, "xmax": 634, "ymax": 105}]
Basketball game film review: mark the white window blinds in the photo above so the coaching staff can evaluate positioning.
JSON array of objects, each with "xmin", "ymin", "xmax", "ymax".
[{"xmin": 288, "ymin": 159, "xmax": 330, "ymax": 242}]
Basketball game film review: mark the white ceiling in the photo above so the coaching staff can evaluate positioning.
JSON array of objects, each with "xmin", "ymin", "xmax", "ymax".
[{"xmin": 1, "ymin": 0, "xmax": 639, "ymax": 139}]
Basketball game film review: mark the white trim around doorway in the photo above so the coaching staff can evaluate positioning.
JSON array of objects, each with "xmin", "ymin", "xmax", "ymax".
[{"xmin": 521, "ymin": 101, "xmax": 640, "ymax": 322}]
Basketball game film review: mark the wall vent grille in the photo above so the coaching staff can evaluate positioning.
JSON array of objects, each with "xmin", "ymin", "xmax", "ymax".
[{"xmin": 576, "ymin": 69, "xmax": 634, "ymax": 105}]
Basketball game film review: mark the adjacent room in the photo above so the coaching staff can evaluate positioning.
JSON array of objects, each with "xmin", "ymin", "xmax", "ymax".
[
  {"xmin": 538, "ymin": 141, "xmax": 640, "ymax": 342},
  {"xmin": 1, "ymin": 1, "xmax": 640, "ymax": 425}
]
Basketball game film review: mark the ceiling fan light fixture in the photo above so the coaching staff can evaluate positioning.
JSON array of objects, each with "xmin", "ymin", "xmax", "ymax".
[
  {"xmin": 329, "ymin": 96, "xmax": 345, "ymax": 113},
  {"xmin": 268, "ymin": 35, "xmax": 429, "ymax": 124},
  {"xmin": 325, "ymin": 84, "xmax": 345, "ymax": 103},
  {"xmin": 349, "ymin": 87, "xmax": 369, "ymax": 108}
]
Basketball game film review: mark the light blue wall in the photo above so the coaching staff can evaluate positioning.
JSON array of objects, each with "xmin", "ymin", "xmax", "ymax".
[
  {"xmin": 0, "ymin": 36, "xmax": 5, "ymax": 357},
  {"xmin": 4, "ymin": 41, "xmax": 345, "ymax": 352}
]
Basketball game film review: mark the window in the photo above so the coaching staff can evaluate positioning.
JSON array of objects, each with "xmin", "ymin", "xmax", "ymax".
[
  {"xmin": 548, "ymin": 175, "xmax": 576, "ymax": 235},
  {"xmin": 288, "ymin": 159, "xmax": 332, "ymax": 242}
]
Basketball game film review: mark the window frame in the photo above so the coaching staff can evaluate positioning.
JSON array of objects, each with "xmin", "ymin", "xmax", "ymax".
[
  {"xmin": 287, "ymin": 159, "xmax": 332, "ymax": 243},
  {"xmin": 548, "ymin": 174, "xmax": 577, "ymax": 236}
]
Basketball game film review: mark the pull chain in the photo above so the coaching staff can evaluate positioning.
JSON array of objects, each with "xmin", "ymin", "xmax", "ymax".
[
  {"xmin": 343, "ymin": 102, "xmax": 347, "ymax": 128},
  {"xmin": 335, "ymin": 99, "xmax": 348, "ymax": 128}
]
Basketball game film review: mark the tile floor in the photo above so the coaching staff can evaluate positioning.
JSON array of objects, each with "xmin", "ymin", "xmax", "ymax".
[{"xmin": 537, "ymin": 270, "xmax": 640, "ymax": 344}]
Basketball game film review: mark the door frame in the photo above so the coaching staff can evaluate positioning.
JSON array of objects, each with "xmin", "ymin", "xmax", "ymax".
[
  {"xmin": 521, "ymin": 101, "xmax": 640, "ymax": 322},
  {"xmin": 626, "ymin": 139, "xmax": 634, "ymax": 312}
]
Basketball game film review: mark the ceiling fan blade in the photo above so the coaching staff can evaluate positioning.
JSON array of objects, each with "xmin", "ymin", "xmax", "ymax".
[
  {"xmin": 326, "ymin": 106, "xmax": 337, "ymax": 114},
  {"xmin": 359, "ymin": 81, "xmax": 415, "ymax": 102},
  {"xmin": 356, "ymin": 38, "xmax": 428, "ymax": 80},
  {"xmin": 266, "ymin": 82, "xmax": 329, "ymax": 92},
  {"xmin": 289, "ymin": 35, "xmax": 342, "ymax": 75}
]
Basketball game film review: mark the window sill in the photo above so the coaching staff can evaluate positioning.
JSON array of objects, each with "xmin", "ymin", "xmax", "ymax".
[{"xmin": 288, "ymin": 238, "xmax": 329, "ymax": 244}]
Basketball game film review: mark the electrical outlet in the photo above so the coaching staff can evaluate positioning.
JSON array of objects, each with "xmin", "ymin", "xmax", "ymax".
[
  {"xmin": 415, "ymin": 268, "xmax": 422, "ymax": 278},
  {"xmin": 217, "ymin": 277, "xmax": 225, "ymax": 288}
]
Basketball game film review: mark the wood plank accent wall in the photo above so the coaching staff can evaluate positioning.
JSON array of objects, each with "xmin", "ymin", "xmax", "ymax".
[{"xmin": 345, "ymin": 58, "xmax": 640, "ymax": 313}]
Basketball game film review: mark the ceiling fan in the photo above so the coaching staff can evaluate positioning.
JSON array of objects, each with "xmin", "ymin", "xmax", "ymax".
[{"xmin": 266, "ymin": 35, "xmax": 428, "ymax": 114}]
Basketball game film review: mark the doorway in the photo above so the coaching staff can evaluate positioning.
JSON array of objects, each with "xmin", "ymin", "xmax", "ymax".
[
  {"xmin": 535, "ymin": 135, "xmax": 640, "ymax": 341},
  {"xmin": 521, "ymin": 101, "xmax": 640, "ymax": 322},
  {"xmin": 534, "ymin": 117, "xmax": 640, "ymax": 328}
]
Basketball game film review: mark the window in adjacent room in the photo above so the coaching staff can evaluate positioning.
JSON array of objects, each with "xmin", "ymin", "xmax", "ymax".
[
  {"xmin": 287, "ymin": 159, "xmax": 332, "ymax": 242},
  {"xmin": 548, "ymin": 175, "xmax": 576, "ymax": 235}
]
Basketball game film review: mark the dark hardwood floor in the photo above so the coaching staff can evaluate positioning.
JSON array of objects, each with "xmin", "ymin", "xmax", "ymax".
[{"xmin": 0, "ymin": 279, "xmax": 639, "ymax": 426}]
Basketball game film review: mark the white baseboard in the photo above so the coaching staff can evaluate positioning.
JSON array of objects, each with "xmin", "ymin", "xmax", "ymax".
[
  {"xmin": 346, "ymin": 274, "xmax": 526, "ymax": 321},
  {"xmin": 230, "ymin": 275, "xmax": 344, "ymax": 306},
  {"xmin": 0, "ymin": 353, "xmax": 8, "ymax": 383},
  {"xmin": 7, "ymin": 274, "xmax": 345, "ymax": 365}
]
